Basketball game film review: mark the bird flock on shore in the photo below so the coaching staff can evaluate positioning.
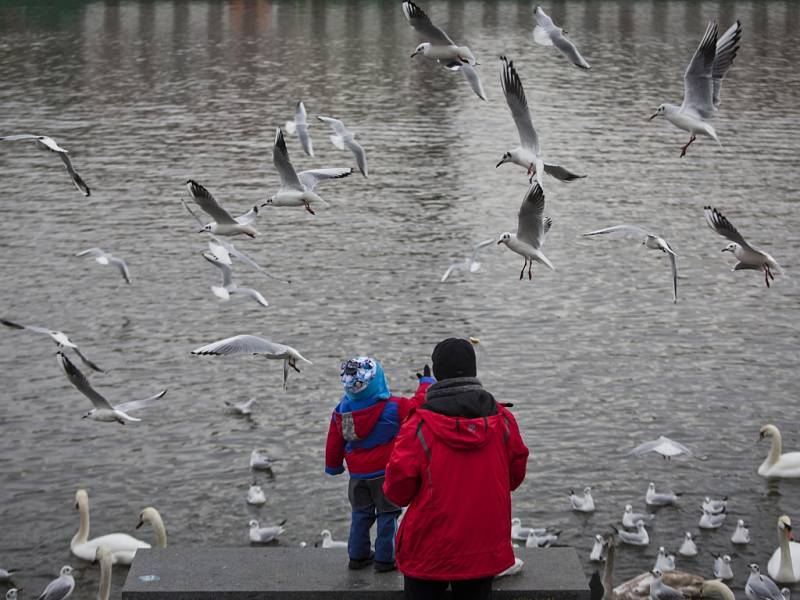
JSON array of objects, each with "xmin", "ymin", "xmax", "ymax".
[{"xmin": 0, "ymin": 2, "xmax": 795, "ymax": 600}]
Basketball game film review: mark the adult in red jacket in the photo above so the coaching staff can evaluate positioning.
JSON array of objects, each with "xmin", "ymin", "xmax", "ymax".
[{"xmin": 383, "ymin": 338, "xmax": 529, "ymax": 600}]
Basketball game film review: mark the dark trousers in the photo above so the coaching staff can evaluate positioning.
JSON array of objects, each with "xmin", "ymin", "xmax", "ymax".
[
  {"xmin": 404, "ymin": 575, "xmax": 493, "ymax": 600},
  {"xmin": 348, "ymin": 476, "xmax": 400, "ymax": 564}
]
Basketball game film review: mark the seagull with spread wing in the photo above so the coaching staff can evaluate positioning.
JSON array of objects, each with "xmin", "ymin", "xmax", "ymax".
[
  {"xmin": 583, "ymin": 225, "xmax": 678, "ymax": 303},
  {"xmin": 441, "ymin": 238, "xmax": 496, "ymax": 282},
  {"xmin": 496, "ymin": 56, "xmax": 585, "ymax": 185},
  {"xmin": 315, "ymin": 116, "xmax": 368, "ymax": 178},
  {"xmin": 0, "ymin": 134, "xmax": 90, "ymax": 196},
  {"xmin": 202, "ymin": 252, "xmax": 269, "ymax": 308},
  {"xmin": 704, "ymin": 206, "xmax": 782, "ymax": 287},
  {"xmin": 1, "ymin": 318, "xmax": 104, "ymax": 372},
  {"xmin": 497, "ymin": 183, "xmax": 555, "ymax": 280},
  {"xmin": 284, "ymin": 101, "xmax": 314, "ymax": 156},
  {"xmin": 58, "ymin": 352, "xmax": 166, "ymax": 424},
  {"xmin": 402, "ymin": 0, "xmax": 486, "ymax": 100},
  {"xmin": 650, "ymin": 20, "xmax": 742, "ymax": 156},
  {"xmin": 532, "ymin": 6, "xmax": 590, "ymax": 69},
  {"xmin": 185, "ymin": 180, "xmax": 259, "ymax": 237},
  {"xmin": 76, "ymin": 248, "xmax": 131, "ymax": 284}
]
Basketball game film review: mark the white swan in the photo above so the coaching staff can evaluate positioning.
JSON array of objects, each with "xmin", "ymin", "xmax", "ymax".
[
  {"xmin": 768, "ymin": 516, "xmax": 800, "ymax": 583},
  {"xmin": 70, "ymin": 489, "xmax": 150, "ymax": 565},
  {"xmin": 759, "ymin": 425, "xmax": 800, "ymax": 478},
  {"xmin": 136, "ymin": 507, "xmax": 167, "ymax": 548},
  {"xmin": 96, "ymin": 546, "xmax": 113, "ymax": 600}
]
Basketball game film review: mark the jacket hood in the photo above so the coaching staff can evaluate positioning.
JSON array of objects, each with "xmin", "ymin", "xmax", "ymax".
[
  {"xmin": 417, "ymin": 408, "xmax": 507, "ymax": 450},
  {"xmin": 422, "ymin": 377, "xmax": 498, "ymax": 418},
  {"xmin": 334, "ymin": 399, "xmax": 387, "ymax": 441}
]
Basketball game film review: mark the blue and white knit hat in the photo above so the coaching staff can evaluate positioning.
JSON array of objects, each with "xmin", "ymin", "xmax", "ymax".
[{"xmin": 340, "ymin": 356, "xmax": 390, "ymax": 402}]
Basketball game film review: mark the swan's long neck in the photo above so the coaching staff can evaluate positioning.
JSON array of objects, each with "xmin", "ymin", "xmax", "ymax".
[
  {"xmin": 72, "ymin": 496, "xmax": 90, "ymax": 546},
  {"xmin": 768, "ymin": 431, "xmax": 784, "ymax": 467},
  {"xmin": 97, "ymin": 553, "xmax": 112, "ymax": 600},
  {"xmin": 151, "ymin": 513, "xmax": 167, "ymax": 548},
  {"xmin": 779, "ymin": 526, "xmax": 794, "ymax": 579},
  {"xmin": 602, "ymin": 543, "xmax": 616, "ymax": 600}
]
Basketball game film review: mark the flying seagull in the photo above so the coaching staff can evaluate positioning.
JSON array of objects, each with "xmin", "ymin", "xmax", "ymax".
[
  {"xmin": 496, "ymin": 56, "xmax": 585, "ymax": 184},
  {"xmin": 202, "ymin": 251, "xmax": 269, "ymax": 308},
  {"xmin": 1, "ymin": 318, "xmax": 104, "ymax": 372},
  {"xmin": 58, "ymin": 352, "xmax": 166, "ymax": 424},
  {"xmin": 582, "ymin": 225, "xmax": 678, "ymax": 303},
  {"xmin": 185, "ymin": 180, "xmax": 259, "ymax": 238},
  {"xmin": 532, "ymin": 6, "xmax": 590, "ymax": 69},
  {"xmin": 316, "ymin": 116, "xmax": 368, "ymax": 178},
  {"xmin": 284, "ymin": 101, "xmax": 314, "ymax": 156},
  {"xmin": 628, "ymin": 436, "xmax": 692, "ymax": 460},
  {"xmin": 76, "ymin": 248, "xmax": 131, "ymax": 284},
  {"xmin": 650, "ymin": 20, "xmax": 742, "ymax": 157},
  {"xmin": 497, "ymin": 183, "xmax": 555, "ymax": 280},
  {"xmin": 0, "ymin": 134, "xmax": 90, "ymax": 196},
  {"xmin": 441, "ymin": 238, "xmax": 496, "ymax": 282},
  {"xmin": 704, "ymin": 206, "xmax": 781, "ymax": 287}
]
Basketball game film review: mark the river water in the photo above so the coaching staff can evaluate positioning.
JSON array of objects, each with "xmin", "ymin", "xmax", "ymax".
[{"xmin": 1, "ymin": 1, "xmax": 799, "ymax": 598}]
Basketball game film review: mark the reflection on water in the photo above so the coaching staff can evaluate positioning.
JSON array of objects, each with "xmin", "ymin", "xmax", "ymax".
[{"xmin": 1, "ymin": 2, "xmax": 800, "ymax": 599}]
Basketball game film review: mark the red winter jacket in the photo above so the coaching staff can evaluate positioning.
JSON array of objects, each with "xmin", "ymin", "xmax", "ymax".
[{"xmin": 383, "ymin": 387, "xmax": 528, "ymax": 580}]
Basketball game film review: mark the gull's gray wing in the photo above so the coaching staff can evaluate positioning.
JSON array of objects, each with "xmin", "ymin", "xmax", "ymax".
[
  {"xmin": 500, "ymin": 56, "xmax": 540, "ymax": 153},
  {"xmin": 733, "ymin": 262, "xmax": 761, "ymax": 271},
  {"xmin": 192, "ymin": 335, "xmax": 286, "ymax": 356},
  {"xmin": 295, "ymin": 102, "xmax": 314, "ymax": 156},
  {"xmin": 401, "ymin": 1, "xmax": 455, "ymax": 46},
  {"xmin": 682, "ymin": 21, "xmax": 718, "ymax": 118},
  {"xmin": 233, "ymin": 287, "xmax": 269, "ymax": 308},
  {"xmin": 298, "ymin": 168, "xmax": 353, "ymax": 191},
  {"xmin": 0, "ymin": 318, "xmax": 51, "ymax": 336},
  {"xmin": 469, "ymin": 238, "xmax": 496, "ymax": 265},
  {"xmin": 0, "ymin": 133, "xmax": 42, "ymax": 143},
  {"xmin": 58, "ymin": 352, "xmax": 114, "ymax": 410},
  {"xmin": 440, "ymin": 263, "xmax": 463, "ymax": 283},
  {"xmin": 76, "ymin": 248, "xmax": 106, "ymax": 260},
  {"xmin": 345, "ymin": 140, "xmax": 368, "ymax": 178},
  {"xmin": 235, "ymin": 205, "xmax": 259, "ymax": 226},
  {"xmin": 294, "ymin": 101, "xmax": 308, "ymax": 126},
  {"xmin": 667, "ymin": 249, "xmax": 678, "ymax": 304},
  {"xmin": 712, "ymin": 21, "xmax": 742, "ymax": 110},
  {"xmin": 272, "ymin": 128, "xmax": 303, "ymax": 190},
  {"xmin": 543, "ymin": 163, "xmax": 586, "ymax": 182},
  {"xmin": 550, "ymin": 30, "xmax": 590, "ymax": 69},
  {"xmin": 516, "ymin": 183, "xmax": 546, "ymax": 249},
  {"xmin": 186, "ymin": 180, "xmax": 237, "ymax": 224},
  {"xmin": 583, "ymin": 224, "xmax": 650, "ymax": 238},
  {"xmin": 202, "ymin": 252, "xmax": 234, "ymax": 288},
  {"xmin": 748, "ymin": 574, "xmax": 785, "ymax": 600},
  {"xmin": 703, "ymin": 206, "xmax": 753, "ymax": 250},
  {"xmin": 182, "ymin": 199, "xmax": 205, "ymax": 228},
  {"xmin": 628, "ymin": 439, "xmax": 663, "ymax": 455},
  {"xmin": 38, "ymin": 575, "xmax": 74, "ymax": 600},
  {"xmin": 107, "ymin": 256, "xmax": 131, "ymax": 284},
  {"xmin": 533, "ymin": 6, "xmax": 556, "ymax": 29},
  {"xmin": 57, "ymin": 152, "xmax": 90, "ymax": 196},
  {"xmin": 317, "ymin": 116, "xmax": 351, "ymax": 139},
  {"xmin": 116, "ymin": 390, "xmax": 167, "ymax": 414},
  {"xmin": 543, "ymin": 216, "xmax": 553, "ymax": 239},
  {"xmin": 72, "ymin": 346, "xmax": 105, "ymax": 373},
  {"xmin": 460, "ymin": 63, "xmax": 487, "ymax": 101}
]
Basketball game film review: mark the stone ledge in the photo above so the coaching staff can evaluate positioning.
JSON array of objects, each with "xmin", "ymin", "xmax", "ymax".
[{"xmin": 122, "ymin": 547, "xmax": 589, "ymax": 600}]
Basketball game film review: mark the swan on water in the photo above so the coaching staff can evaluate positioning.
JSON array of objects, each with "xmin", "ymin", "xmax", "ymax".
[
  {"xmin": 759, "ymin": 425, "xmax": 800, "ymax": 479},
  {"xmin": 768, "ymin": 515, "xmax": 800, "ymax": 583}
]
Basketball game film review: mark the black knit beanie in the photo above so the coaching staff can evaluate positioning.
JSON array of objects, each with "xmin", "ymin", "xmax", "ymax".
[{"xmin": 431, "ymin": 338, "xmax": 477, "ymax": 380}]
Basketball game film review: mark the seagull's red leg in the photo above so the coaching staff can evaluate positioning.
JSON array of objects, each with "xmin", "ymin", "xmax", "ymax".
[
  {"xmin": 303, "ymin": 200, "xmax": 316, "ymax": 215},
  {"xmin": 679, "ymin": 135, "xmax": 696, "ymax": 158},
  {"xmin": 528, "ymin": 261, "xmax": 533, "ymax": 280},
  {"xmin": 519, "ymin": 261, "xmax": 526, "ymax": 280}
]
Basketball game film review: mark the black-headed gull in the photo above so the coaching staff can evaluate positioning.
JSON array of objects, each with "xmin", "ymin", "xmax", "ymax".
[
  {"xmin": 654, "ymin": 547, "xmax": 676, "ymax": 572},
  {"xmin": 58, "ymin": 352, "xmax": 166, "ymax": 424},
  {"xmin": 441, "ymin": 238, "xmax": 495, "ymax": 282},
  {"xmin": 191, "ymin": 334, "xmax": 312, "ymax": 390},
  {"xmin": 678, "ymin": 532, "xmax": 698, "ymax": 557},
  {"xmin": 402, "ymin": 1, "xmax": 485, "ymax": 101},
  {"xmin": 702, "ymin": 496, "xmax": 727, "ymax": 515},
  {"xmin": 0, "ymin": 134, "xmax": 90, "ymax": 196},
  {"xmin": 202, "ymin": 252, "xmax": 269, "ymax": 308},
  {"xmin": 700, "ymin": 509, "xmax": 727, "ymax": 529},
  {"xmin": 590, "ymin": 534, "xmax": 606, "ymax": 562},
  {"xmin": 250, "ymin": 449, "xmax": 275, "ymax": 472},
  {"xmin": 650, "ymin": 20, "xmax": 742, "ymax": 157},
  {"xmin": 704, "ymin": 206, "xmax": 782, "ymax": 287},
  {"xmin": 646, "ymin": 482, "xmax": 681, "ymax": 506},
  {"xmin": 316, "ymin": 116, "xmax": 368, "ymax": 178},
  {"xmin": 628, "ymin": 436, "xmax": 691, "ymax": 459},
  {"xmin": 713, "ymin": 554, "xmax": 734, "ymax": 580},
  {"xmin": 249, "ymin": 520, "xmax": 285, "ymax": 543},
  {"xmin": 650, "ymin": 568, "xmax": 685, "ymax": 600},
  {"xmin": 224, "ymin": 398, "xmax": 257, "ymax": 415},
  {"xmin": 732, "ymin": 520, "xmax": 751, "ymax": 544},
  {"xmin": 526, "ymin": 528, "xmax": 560, "ymax": 548},
  {"xmin": 285, "ymin": 101, "xmax": 314, "ymax": 156},
  {"xmin": 497, "ymin": 183, "xmax": 555, "ymax": 280},
  {"xmin": 246, "ymin": 482, "xmax": 266, "ymax": 505},
  {"xmin": 5, "ymin": 589, "xmax": 19, "ymax": 600},
  {"xmin": 569, "ymin": 486, "xmax": 595, "ymax": 512},
  {"xmin": 623, "ymin": 505, "xmax": 654, "ymax": 528},
  {"xmin": 1, "ymin": 317, "xmax": 104, "ymax": 372},
  {"xmin": 76, "ymin": 248, "xmax": 131, "ymax": 284},
  {"xmin": 497, "ymin": 56, "xmax": 585, "ymax": 185},
  {"xmin": 186, "ymin": 180, "xmax": 259, "ymax": 238},
  {"xmin": 611, "ymin": 522, "xmax": 649, "ymax": 546},
  {"xmin": 0, "ymin": 568, "xmax": 16, "ymax": 583},
  {"xmin": 319, "ymin": 530, "xmax": 348, "ymax": 549},
  {"xmin": 266, "ymin": 128, "xmax": 353, "ymax": 213},
  {"xmin": 746, "ymin": 564, "xmax": 785, "ymax": 600},
  {"xmin": 36, "ymin": 565, "xmax": 75, "ymax": 600},
  {"xmin": 583, "ymin": 226, "xmax": 678, "ymax": 304},
  {"xmin": 532, "ymin": 7, "xmax": 590, "ymax": 69}
]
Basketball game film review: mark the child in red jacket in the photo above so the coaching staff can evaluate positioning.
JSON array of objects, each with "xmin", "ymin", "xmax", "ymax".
[{"xmin": 325, "ymin": 356, "xmax": 433, "ymax": 572}]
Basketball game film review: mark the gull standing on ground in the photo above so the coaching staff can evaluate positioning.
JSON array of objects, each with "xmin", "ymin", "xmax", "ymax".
[
  {"xmin": 702, "ymin": 497, "xmax": 727, "ymax": 514},
  {"xmin": 497, "ymin": 56, "xmax": 585, "ymax": 184},
  {"xmin": 0, "ymin": 134, "xmax": 90, "ymax": 196},
  {"xmin": 623, "ymin": 505, "xmax": 655, "ymax": 529},
  {"xmin": 266, "ymin": 128, "xmax": 353, "ymax": 214},
  {"xmin": 746, "ymin": 564, "xmax": 785, "ymax": 600},
  {"xmin": 612, "ymin": 522, "xmax": 649, "ymax": 546},
  {"xmin": 532, "ymin": 6, "xmax": 590, "ymax": 69},
  {"xmin": 58, "ymin": 353, "xmax": 166, "ymax": 424},
  {"xmin": 1, "ymin": 318, "xmax": 104, "ymax": 372},
  {"xmin": 76, "ymin": 248, "xmax": 131, "ymax": 284},
  {"xmin": 628, "ymin": 436, "xmax": 692, "ymax": 460},
  {"xmin": 650, "ymin": 568, "xmax": 685, "ymax": 600},
  {"xmin": 713, "ymin": 555, "xmax": 734, "ymax": 580},
  {"xmin": 249, "ymin": 520, "xmax": 285, "ymax": 543},
  {"xmin": 284, "ymin": 101, "xmax": 314, "ymax": 156},
  {"xmin": 646, "ymin": 483, "xmax": 681, "ymax": 506},
  {"xmin": 402, "ymin": 1, "xmax": 486, "ymax": 101},
  {"xmin": 497, "ymin": 183, "xmax": 555, "ymax": 280},
  {"xmin": 732, "ymin": 520, "xmax": 751, "ymax": 544},
  {"xmin": 36, "ymin": 565, "xmax": 75, "ymax": 600},
  {"xmin": 202, "ymin": 252, "xmax": 269, "ymax": 308},
  {"xmin": 678, "ymin": 532, "xmax": 698, "ymax": 557},
  {"xmin": 650, "ymin": 20, "xmax": 742, "ymax": 157},
  {"xmin": 441, "ymin": 238, "xmax": 495, "ymax": 282},
  {"xmin": 583, "ymin": 226, "xmax": 678, "ymax": 303},
  {"xmin": 320, "ymin": 530, "xmax": 348, "ymax": 549},
  {"xmin": 569, "ymin": 487, "xmax": 595, "ymax": 512},
  {"xmin": 191, "ymin": 334, "xmax": 312, "ymax": 391},
  {"xmin": 185, "ymin": 180, "xmax": 259, "ymax": 238},
  {"xmin": 704, "ymin": 206, "xmax": 782, "ymax": 287},
  {"xmin": 316, "ymin": 116, "xmax": 368, "ymax": 178},
  {"xmin": 224, "ymin": 398, "xmax": 257, "ymax": 415}
]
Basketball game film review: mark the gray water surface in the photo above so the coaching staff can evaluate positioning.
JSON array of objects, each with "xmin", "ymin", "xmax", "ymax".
[{"xmin": 1, "ymin": 1, "xmax": 799, "ymax": 599}]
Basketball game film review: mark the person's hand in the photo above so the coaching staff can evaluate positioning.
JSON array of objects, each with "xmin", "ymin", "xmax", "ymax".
[{"xmin": 416, "ymin": 364, "xmax": 432, "ymax": 380}]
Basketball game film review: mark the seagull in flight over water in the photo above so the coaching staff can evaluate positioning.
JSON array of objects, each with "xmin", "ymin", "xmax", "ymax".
[
  {"xmin": 532, "ymin": 6, "xmax": 590, "ymax": 69},
  {"xmin": 1, "ymin": 318, "xmax": 104, "ymax": 372},
  {"xmin": 0, "ymin": 134, "xmax": 90, "ymax": 196},
  {"xmin": 497, "ymin": 183, "xmax": 555, "ymax": 280},
  {"xmin": 185, "ymin": 180, "xmax": 260, "ymax": 238}
]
